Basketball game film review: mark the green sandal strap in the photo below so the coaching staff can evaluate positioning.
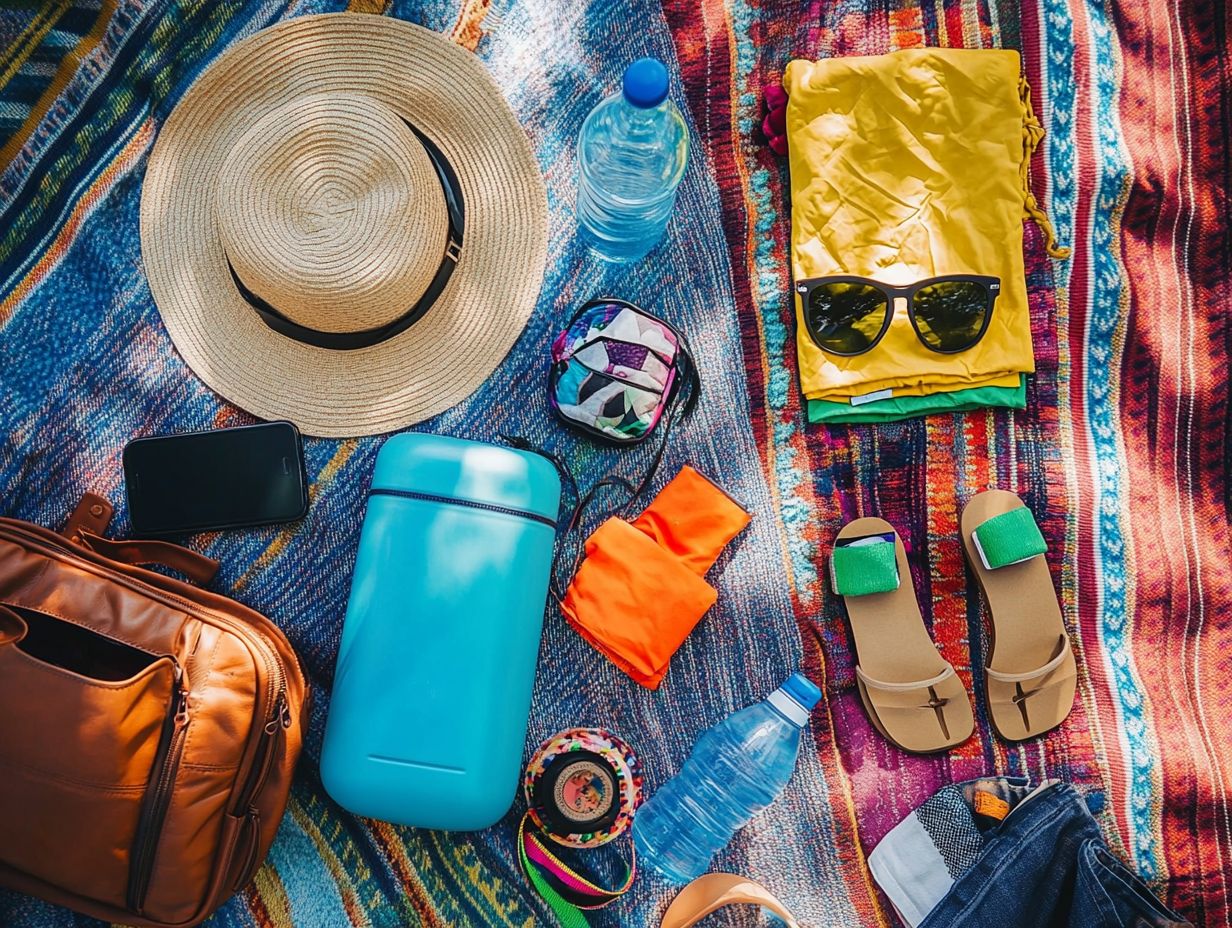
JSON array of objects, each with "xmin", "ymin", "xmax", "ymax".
[
  {"xmin": 830, "ymin": 538, "xmax": 899, "ymax": 596},
  {"xmin": 971, "ymin": 506, "xmax": 1046, "ymax": 570}
]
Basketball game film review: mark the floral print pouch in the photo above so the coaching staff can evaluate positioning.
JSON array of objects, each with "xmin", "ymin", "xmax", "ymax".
[{"xmin": 549, "ymin": 298, "xmax": 698, "ymax": 444}]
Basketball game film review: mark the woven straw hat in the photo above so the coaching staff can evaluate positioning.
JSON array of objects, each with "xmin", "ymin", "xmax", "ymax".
[{"xmin": 140, "ymin": 13, "xmax": 548, "ymax": 437}]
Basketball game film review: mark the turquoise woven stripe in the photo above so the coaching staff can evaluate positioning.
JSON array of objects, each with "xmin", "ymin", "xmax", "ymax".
[
  {"xmin": 972, "ymin": 507, "xmax": 1046, "ymax": 569},
  {"xmin": 1081, "ymin": 0, "xmax": 1161, "ymax": 877},
  {"xmin": 830, "ymin": 540, "xmax": 898, "ymax": 596}
]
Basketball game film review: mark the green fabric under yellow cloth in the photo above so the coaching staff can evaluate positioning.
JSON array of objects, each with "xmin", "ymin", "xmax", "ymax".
[
  {"xmin": 808, "ymin": 377, "xmax": 1027, "ymax": 424},
  {"xmin": 784, "ymin": 48, "xmax": 1068, "ymax": 421}
]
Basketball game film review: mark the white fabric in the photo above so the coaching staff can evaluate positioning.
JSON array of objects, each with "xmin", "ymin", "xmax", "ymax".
[
  {"xmin": 850, "ymin": 387, "xmax": 894, "ymax": 406},
  {"xmin": 868, "ymin": 813, "xmax": 954, "ymax": 927}
]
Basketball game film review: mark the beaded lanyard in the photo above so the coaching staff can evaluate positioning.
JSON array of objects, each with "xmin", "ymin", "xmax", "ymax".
[{"xmin": 518, "ymin": 728, "xmax": 643, "ymax": 924}]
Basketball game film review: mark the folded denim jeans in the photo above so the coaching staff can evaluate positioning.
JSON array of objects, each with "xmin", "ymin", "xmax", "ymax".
[{"xmin": 870, "ymin": 778, "xmax": 1191, "ymax": 928}]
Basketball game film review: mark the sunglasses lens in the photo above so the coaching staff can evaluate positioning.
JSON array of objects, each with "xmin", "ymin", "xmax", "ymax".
[
  {"xmin": 804, "ymin": 282, "xmax": 889, "ymax": 354},
  {"xmin": 912, "ymin": 280, "xmax": 990, "ymax": 351}
]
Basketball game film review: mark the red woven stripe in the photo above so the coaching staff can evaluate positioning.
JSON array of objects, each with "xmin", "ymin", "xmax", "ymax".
[{"xmin": 1111, "ymin": 0, "xmax": 1232, "ymax": 919}]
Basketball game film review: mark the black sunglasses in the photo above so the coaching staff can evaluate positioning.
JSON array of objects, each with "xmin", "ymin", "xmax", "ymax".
[{"xmin": 795, "ymin": 274, "xmax": 1000, "ymax": 356}]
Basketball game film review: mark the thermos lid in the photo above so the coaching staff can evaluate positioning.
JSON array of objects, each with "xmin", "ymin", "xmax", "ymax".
[{"xmin": 370, "ymin": 433, "xmax": 561, "ymax": 524}]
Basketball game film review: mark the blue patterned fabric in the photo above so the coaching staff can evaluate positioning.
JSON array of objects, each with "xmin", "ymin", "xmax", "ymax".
[
  {"xmin": 0, "ymin": 2, "xmax": 837, "ymax": 925},
  {"xmin": 7, "ymin": 0, "xmax": 1230, "ymax": 925}
]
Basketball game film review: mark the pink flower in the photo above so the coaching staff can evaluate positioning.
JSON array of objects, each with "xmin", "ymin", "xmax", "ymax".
[
  {"xmin": 764, "ymin": 84, "xmax": 788, "ymax": 111},
  {"xmin": 761, "ymin": 82, "xmax": 788, "ymax": 155}
]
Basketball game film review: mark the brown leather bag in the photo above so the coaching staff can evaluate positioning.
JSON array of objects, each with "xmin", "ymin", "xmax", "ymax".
[{"xmin": 0, "ymin": 494, "xmax": 309, "ymax": 927}]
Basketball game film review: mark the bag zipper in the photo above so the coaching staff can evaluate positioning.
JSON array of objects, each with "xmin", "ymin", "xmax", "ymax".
[
  {"xmin": 127, "ymin": 663, "xmax": 189, "ymax": 912},
  {"xmin": 368, "ymin": 488, "xmax": 557, "ymax": 528},
  {"xmin": 232, "ymin": 690, "xmax": 291, "ymax": 815},
  {"xmin": 558, "ymin": 297, "xmax": 681, "ymax": 363},
  {"xmin": 555, "ymin": 355, "xmax": 668, "ymax": 396},
  {"xmin": 227, "ymin": 691, "xmax": 293, "ymax": 891},
  {"xmin": 562, "ymin": 333, "xmax": 677, "ymax": 368}
]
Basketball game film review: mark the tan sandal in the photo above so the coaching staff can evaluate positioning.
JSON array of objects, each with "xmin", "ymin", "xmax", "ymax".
[
  {"xmin": 961, "ymin": 490, "xmax": 1077, "ymax": 741},
  {"xmin": 832, "ymin": 518, "xmax": 974, "ymax": 754}
]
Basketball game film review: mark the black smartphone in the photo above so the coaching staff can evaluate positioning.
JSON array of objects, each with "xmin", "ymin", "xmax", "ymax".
[{"xmin": 123, "ymin": 422, "xmax": 308, "ymax": 536}]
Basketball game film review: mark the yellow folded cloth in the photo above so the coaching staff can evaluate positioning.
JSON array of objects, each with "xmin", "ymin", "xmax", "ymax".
[{"xmin": 784, "ymin": 48, "xmax": 1067, "ymax": 407}]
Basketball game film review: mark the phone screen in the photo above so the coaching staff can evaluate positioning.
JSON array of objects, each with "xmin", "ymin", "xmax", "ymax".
[{"xmin": 123, "ymin": 422, "xmax": 307, "ymax": 535}]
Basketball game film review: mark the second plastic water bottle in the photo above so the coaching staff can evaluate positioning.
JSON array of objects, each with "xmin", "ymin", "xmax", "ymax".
[
  {"xmin": 576, "ymin": 57, "xmax": 689, "ymax": 263},
  {"xmin": 632, "ymin": 672, "xmax": 822, "ymax": 884}
]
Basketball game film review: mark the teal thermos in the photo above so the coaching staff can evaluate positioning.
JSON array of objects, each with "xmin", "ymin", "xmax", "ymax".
[{"xmin": 321, "ymin": 433, "xmax": 561, "ymax": 829}]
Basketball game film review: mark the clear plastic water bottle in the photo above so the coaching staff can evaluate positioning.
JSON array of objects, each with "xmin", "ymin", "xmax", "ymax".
[
  {"xmin": 633, "ymin": 673, "xmax": 822, "ymax": 884},
  {"xmin": 576, "ymin": 57, "xmax": 689, "ymax": 263}
]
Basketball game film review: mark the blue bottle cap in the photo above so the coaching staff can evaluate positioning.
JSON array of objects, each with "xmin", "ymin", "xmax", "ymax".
[
  {"xmin": 622, "ymin": 57, "xmax": 669, "ymax": 109},
  {"xmin": 780, "ymin": 672, "xmax": 822, "ymax": 711}
]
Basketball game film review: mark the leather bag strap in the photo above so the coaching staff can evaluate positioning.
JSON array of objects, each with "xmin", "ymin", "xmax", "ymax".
[
  {"xmin": 62, "ymin": 492, "xmax": 114, "ymax": 542},
  {"xmin": 77, "ymin": 531, "xmax": 220, "ymax": 586},
  {"xmin": 659, "ymin": 873, "xmax": 800, "ymax": 928}
]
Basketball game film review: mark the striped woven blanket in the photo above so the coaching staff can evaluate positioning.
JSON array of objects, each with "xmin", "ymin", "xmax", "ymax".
[{"xmin": 1, "ymin": 1, "xmax": 1229, "ymax": 926}]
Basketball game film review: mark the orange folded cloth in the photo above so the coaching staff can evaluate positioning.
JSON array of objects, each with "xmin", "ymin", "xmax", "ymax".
[
  {"xmin": 629, "ymin": 466, "xmax": 750, "ymax": 577},
  {"xmin": 561, "ymin": 466, "xmax": 751, "ymax": 689}
]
